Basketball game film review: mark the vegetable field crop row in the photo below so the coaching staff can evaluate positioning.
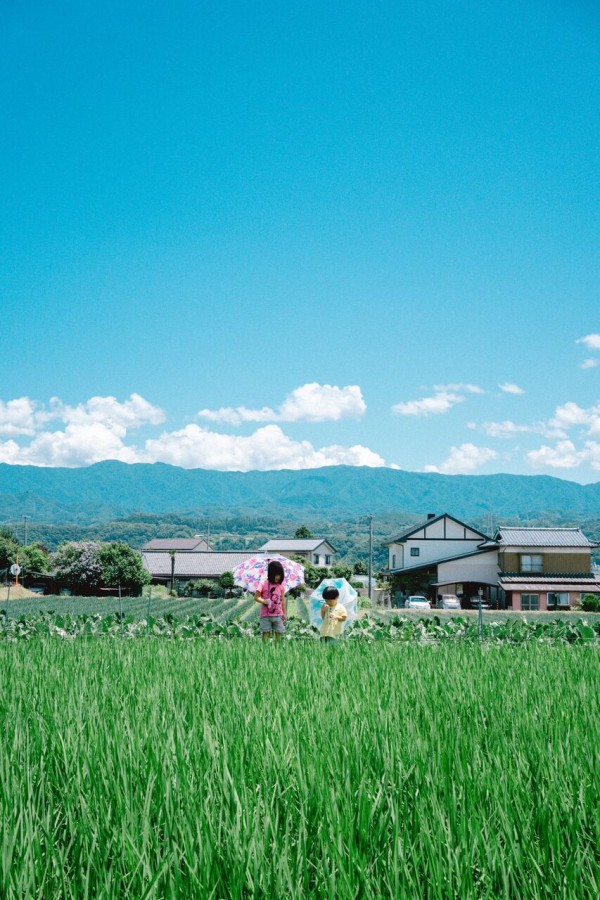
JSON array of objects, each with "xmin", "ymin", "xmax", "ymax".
[{"xmin": 2, "ymin": 608, "xmax": 599, "ymax": 643}]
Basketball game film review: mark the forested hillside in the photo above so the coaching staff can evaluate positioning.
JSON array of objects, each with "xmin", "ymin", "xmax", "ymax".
[{"xmin": 2, "ymin": 460, "xmax": 600, "ymax": 524}]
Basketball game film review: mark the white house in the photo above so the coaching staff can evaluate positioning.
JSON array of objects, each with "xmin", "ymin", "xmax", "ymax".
[
  {"xmin": 385, "ymin": 513, "xmax": 600, "ymax": 611},
  {"xmin": 259, "ymin": 539, "xmax": 336, "ymax": 568},
  {"xmin": 387, "ymin": 513, "xmax": 490, "ymax": 572}
]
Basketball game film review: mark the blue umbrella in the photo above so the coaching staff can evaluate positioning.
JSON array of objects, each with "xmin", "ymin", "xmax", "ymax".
[{"xmin": 308, "ymin": 577, "xmax": 358, "ymax": 631}]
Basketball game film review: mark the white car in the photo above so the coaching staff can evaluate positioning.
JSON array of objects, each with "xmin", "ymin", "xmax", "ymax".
[
  {"xmin": 405, "ymin": 595, "xmax": 431, "ymax": 610},
  {"xmin": 441, "ymin": 594, "xmax": 461, "ymax": 609}
]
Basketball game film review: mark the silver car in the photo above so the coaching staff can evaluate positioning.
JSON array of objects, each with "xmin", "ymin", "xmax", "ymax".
[
  {"xmin": 405, "ymin": 595, "xmax": 431, "ymax": 610},
  {"xmin": 441, "ymin": 594, "xmax": 461, "ymax": 609}
]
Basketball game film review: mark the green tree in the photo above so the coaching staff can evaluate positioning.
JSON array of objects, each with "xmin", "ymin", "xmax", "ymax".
[
  {"xmin": 98, "ymin": 542, "xmax": 151, "ymax": 595},
  {"xmin": 293, "ymin": 556, "xmax": 328, "ymax": 590},
  {"xmin": 19, "ymin": 543, "xmax": 50, "ymax": 574},
  {"xmin": 331, "ymin": 563, "xmax": 353, "ymax": 581},
  {"xmin": 0, "ymin": 527, "xmax": 19, "ymax": 571},
  {"xmin": 219, "ymin": 571, "xmax": 235, "ymax": 596},
  {"xmin": 353, "ymin": 560, "xmax": 368, "ymax": 575},
  {"xmin": 183, "ymin": 579, "xmax": 214, "ymax": 597},
  {"xmin": 53, "ymin": 541, "xmax": 102, "ymax": 592},
  {"xmin": 294, "ymin": 525, "xmax": 313, "ymax": 539},
  {"xmin": 580, "ymin": 594, "xmax": 599, "ymax": 612}
]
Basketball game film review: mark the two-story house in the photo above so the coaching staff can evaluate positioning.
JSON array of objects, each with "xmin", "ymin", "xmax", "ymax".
[
  {"xmin": 386, "ymin": 513, "xmax": 600, "ymax": 610},
  {"xmin": 386, "ymin": 513, "xmax": 500, "ymax": 607},
  {"xmin": 495, "ymin": 526, "xmax": 600, "ymax": 611},
  {"xmin": 259, "ymin": 539, "xmax": 336, "ymax": 568}
]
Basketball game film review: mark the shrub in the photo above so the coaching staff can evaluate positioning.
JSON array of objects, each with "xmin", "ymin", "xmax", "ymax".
[
  {"xmin": 580, "ymin": 594, "xmax": 600, "ymax": 612},
  {"xmin": 183, "ymin": 579, "xmax": 216, "ymax": 597}
]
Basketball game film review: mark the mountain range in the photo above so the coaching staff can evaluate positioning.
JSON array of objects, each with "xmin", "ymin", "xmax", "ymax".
[{"xmin": 1, "ymin": 461, "xmax": 599, "ymax": 525}]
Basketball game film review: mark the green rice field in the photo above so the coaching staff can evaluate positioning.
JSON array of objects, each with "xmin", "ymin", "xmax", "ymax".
[{"xmin": 0, "ymin": 640, "xmax": 598, "ymax": 898}]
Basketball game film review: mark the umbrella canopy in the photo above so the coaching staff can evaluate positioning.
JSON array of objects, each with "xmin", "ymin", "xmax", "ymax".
[
  {"xmin": 308, "ymin": 577, "xmax": 358, "ymax": 631},
  {"xmin": 232, "ymin": 554, "xmax": 305, "ymax": 592}
]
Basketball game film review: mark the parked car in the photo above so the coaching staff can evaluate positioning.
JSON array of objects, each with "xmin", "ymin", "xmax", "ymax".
[
  {"xmin": 469, "ymin": 595, "xmax": 491, "ymax": 610},
  {"xmin": 440, "ymin": 594, "xmax": 461, "ymax": 609},
  {"xmin": 405, "ymin": 595, "xmax": 431, "ymax": 610}
]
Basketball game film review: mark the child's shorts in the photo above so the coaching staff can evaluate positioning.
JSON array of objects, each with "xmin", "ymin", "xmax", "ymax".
[{"xmin": 260, "ymin": 616, "xmax": 285, "ymax": 634}]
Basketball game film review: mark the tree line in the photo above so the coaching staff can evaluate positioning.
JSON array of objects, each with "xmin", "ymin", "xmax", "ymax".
[{"xmin": 0, "ymin": 527, "xmax": 150, "ymax": 595}]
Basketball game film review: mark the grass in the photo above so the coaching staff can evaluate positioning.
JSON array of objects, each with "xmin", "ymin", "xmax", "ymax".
[{"xmin": 0, "ymin": 640, "xmax": 598, "ymax": 898}]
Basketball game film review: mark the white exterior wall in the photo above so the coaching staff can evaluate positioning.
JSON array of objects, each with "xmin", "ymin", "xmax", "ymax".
[
  {"xmin": 437, "ymin": 552, "xmax": 499, "ymax": 586},
  {"xmin": 403, "ymin": 537, "xmax": 482, "ymax": 567},
  {"xmin": 388, "ymin": 542, "xmax": 404, "ymax": 569},
  {"xmin": 388, "ymin": 517, "xmax": 490, "ymax": 571},
  {"xmin": 312, "ymin": 543, "xmax": 335, "ymax": 567}
]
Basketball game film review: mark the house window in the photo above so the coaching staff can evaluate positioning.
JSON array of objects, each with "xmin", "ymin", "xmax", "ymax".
[
  {"xmin": 520, "ymin": 554, "xmax": 543, "ymax": 573},
  {"xmin": 313, "ymin": 554, "xmax": 320, "ymax": 564},
  {"xmin": 325, "ymin": 555, "xmax": 331, "ymax": 565},
  {"xmin": 548, "ymin": 592, "xmax": 569, "ymax": 608},
  {"xmin": 521, "ymin": 593, "xmax": 539, "ymax": 611},
  {"xmin": 410, "ymin": 547, "xmax": 420, "ymax": 557},
  {"xmin": 392, "ymin": 554, "xmax": 396, "ymax": 568}
]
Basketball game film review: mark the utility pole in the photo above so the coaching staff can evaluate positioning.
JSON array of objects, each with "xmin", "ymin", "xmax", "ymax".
[
  {"xmin": 368, "ymin": 514, "xmax": 374, "ymax": 601},
  {"xmin": 169, "ymin": 550, "xmax": 176, "ymax": 595},
  {"xmin": 23, "ymin": 515, "xmax": 29, "ymax": 547}
]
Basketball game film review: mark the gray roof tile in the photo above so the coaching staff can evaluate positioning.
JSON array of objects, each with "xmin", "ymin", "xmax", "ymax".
[
  {"xmin": 142, "ymin": 550, "xmax": 263, "ymax": 578},
  {"xmin": 142, "ymin": 539, "xmax": 211, "ymax": 551},
  {"xmin": 495, "ymin": 527, "xmax": 596, "ymax": 548}
]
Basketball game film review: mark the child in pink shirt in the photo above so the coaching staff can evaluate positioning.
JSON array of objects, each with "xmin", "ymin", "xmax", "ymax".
[{"xmin": 255, "ymin": 559, "xmax": 287, "ymax": 642}]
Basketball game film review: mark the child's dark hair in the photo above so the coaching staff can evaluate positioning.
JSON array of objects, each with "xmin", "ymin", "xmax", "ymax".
[
  {"xmin": 322, "ymin": 586, "xmax": 340, "ymax": 601},
  {"xmin": 267, "ymin": 560, "xmax": 285, "ymax": 583}
]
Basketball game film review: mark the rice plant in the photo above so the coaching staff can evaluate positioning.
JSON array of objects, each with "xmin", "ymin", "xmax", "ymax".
[{"xmin": 0, "ymin": 641, "xmax": 597, "ymax": 898}]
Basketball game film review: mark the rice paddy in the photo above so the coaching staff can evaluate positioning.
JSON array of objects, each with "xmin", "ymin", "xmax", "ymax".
[{"xmin": 0, "ymin": 639, "xmax": 598, "ymax": 898}]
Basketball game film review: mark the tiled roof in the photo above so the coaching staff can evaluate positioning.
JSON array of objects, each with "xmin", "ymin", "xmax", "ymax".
[
  {"xmin": 259, "ymin": 539, "xmax": 335, "ymax": 552},
  {"xmin": 498, "ymin": 574, "xmax": 600, "ymax": 592},
  {"xmin": 499, "ymin": 573, "xmax": 597, "ymax": 583},
  {"xmin": 142, "ymin": 550, "xmax": 262, "ymax": 578},
  {"xmin": 494, "ymin": 527, "xmax": 596, "ymax": 548},
  {"xmin": 142, "ymin": 539, "xmax": 211, "ymax": 551}
]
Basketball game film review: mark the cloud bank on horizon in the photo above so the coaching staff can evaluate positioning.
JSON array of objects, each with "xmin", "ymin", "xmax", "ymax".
[{"xmin": 1, "ymin": 333, "xmax": 599, "ymax": 479}]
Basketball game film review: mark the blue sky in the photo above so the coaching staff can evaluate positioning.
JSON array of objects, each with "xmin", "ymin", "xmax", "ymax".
[{"xmin": 1, "ymin": 1, "xmax": 599, "ymax": 481}]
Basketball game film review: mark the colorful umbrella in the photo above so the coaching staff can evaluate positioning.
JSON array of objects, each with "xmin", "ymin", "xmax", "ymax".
[
  {"xmin": 232, "ymin": 554, "xmax": 305, "ymax": 592},
  {"xmin": 308, "ymin": 577, "xmax": 358, "ymax": 631}
]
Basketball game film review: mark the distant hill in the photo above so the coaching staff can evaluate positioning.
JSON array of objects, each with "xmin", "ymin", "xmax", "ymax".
[{"xmin": 1, "ymin": 461, "xmax": 600, "ymax": 525}]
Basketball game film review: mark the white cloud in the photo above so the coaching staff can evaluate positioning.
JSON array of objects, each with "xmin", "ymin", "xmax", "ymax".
[
  {"xmin": 392, "ymin": 391, "xmax": 464, "ymax": 417},
  {"xmin": 527, "ymin": 439, "xmax": 600, "ymax": 473},
  {"xmin": 576, "ymin": 333, "xmax": 600, "ymax": 351},
  {"xmin": 51, "ymin": 393, "xmax": 165, "ymax": 433},
  {"xmin": 0, "ymin": 423, "xmax": 138, "ymax": 467},
  {"xmin": 479, "ymin": 419, "xmax": 561, "ymax": 440},
  {"xmin": 142, "ymin": 424, "xmax": 385, "ymax": 471},
  {"xmin": 499, "ymin": 382, "xmax": 524, "ymax": 395},
  {"xmin": 0, "ymin": 440, "xmax": 21, "ymax": 464},
  {"xmin": 581, "ymin": 359, "xmax": 599, "ymax": 369},
  {"xmin": 480, "ymin": 420, "xmax": 533, "ymax": 439},
  {"xmin": 198, "ymin": 383, "xmax": 366, "ymax": 425},
  {"xmin": 423, "ymin": 443, "xmax": 498, "ymax": 474},
  {"xmin": 0, "ymin": 391, "xmax": 384, "ymax": 471},
  {"xmin": 527, "ymin": 440, "xmax": 583, "ymax": 470},
  {"xmin": 434, "ymin": 383, "xmax": 485, "ymax": 395},
  {"xmin": 583, "ymin": 441, "xmax": 600, "ymax": 470},
  {"xmin": 0, "ymin": 419, "xmax": 386, "ymax": 471},
  {"xmin": 549, "ymin": 401, "xmax": 600, "ymax": 437},
  {"xmin": 0, "ymin": 397, "xmax": 38, "ymax": 436}
]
